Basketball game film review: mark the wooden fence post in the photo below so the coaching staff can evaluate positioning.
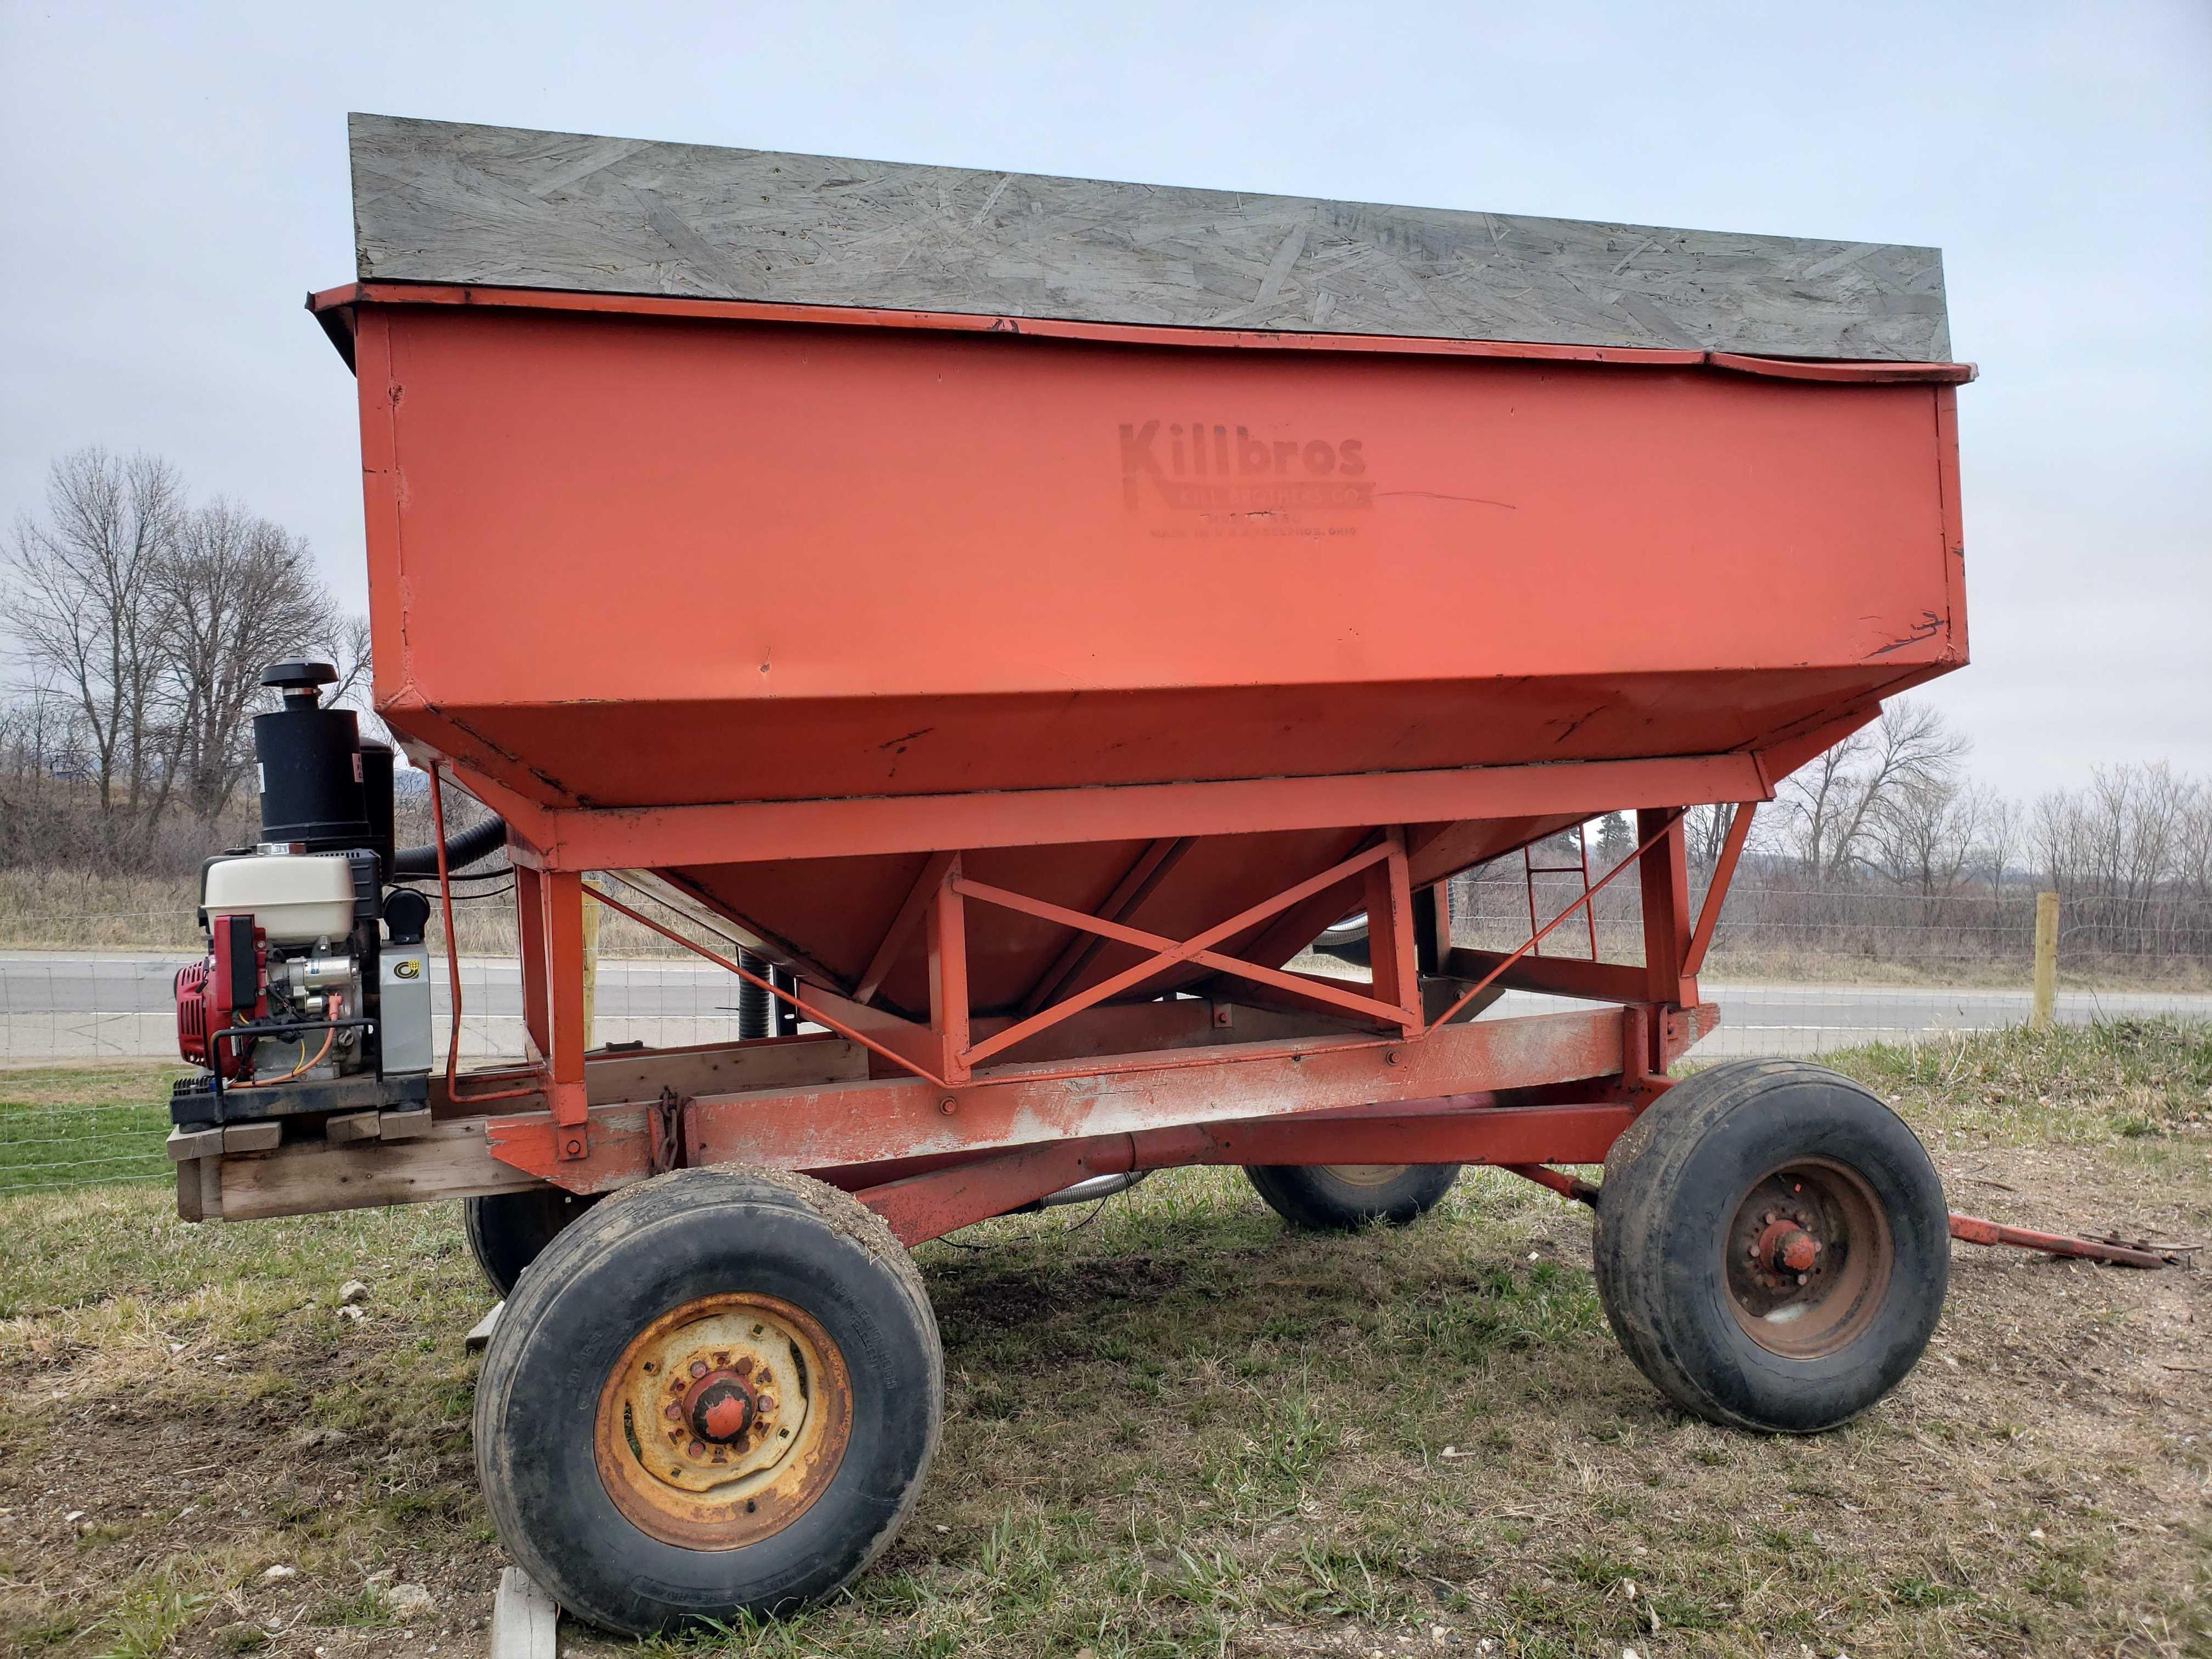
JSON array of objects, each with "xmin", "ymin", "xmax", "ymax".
[{"xmin": 2030, "ymin": 891, "xmax": 2059, "ymax": 1029}]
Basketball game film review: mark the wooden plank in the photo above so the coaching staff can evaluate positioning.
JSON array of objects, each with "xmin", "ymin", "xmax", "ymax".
[
  {"xmin": 350, "ymin": 115, "xmax": 1950, "ymax": 362},
  {"xmin": 175, "ymin": 1157, "xmax": 221, "ymax": 1222},
  {"xmin": 221, "ymin": 1121, "xmax": 281, "ymax": 1154},
  {"xmin": 580, "ymin": 1035, "xmax": 870, "ymax": 1103},
  {"xmin": 378, "ymin": 1107, "xmax": 434, "ymax": 1141},
  {"xmin": 166, "ymin": 1126, "xmax": 223, "ymax": 1164},
  {"xmin": 325, "ymin": 1110, "xmax": 382, "ymax": 1145},
  {"xmin": 215, "ymin": 1117, "xmax": 545, "ymax": 1220},
  {"xmin": 430, "ymin": 1035, "xmax": 870, "ymax": 1118},
  {"xmin": 488, "ymin": 1566, "xmax": 559, "ymax": 1659}
]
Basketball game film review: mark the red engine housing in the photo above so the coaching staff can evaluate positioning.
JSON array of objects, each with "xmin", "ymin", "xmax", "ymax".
[
  {"xmin": 176, "ymin": 914, "xmax": 266, "ymax": 1078},
  {"xmin": 174, "ymin": 959, "xmax": 226, "ymax": 1073}
]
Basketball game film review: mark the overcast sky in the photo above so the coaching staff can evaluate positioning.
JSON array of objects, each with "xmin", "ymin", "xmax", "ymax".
[{"xmin": 2, "ymin": 1, "xmax": 2205, "ymax": 799}]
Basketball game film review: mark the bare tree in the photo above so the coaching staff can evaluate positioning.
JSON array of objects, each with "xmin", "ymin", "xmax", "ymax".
[
  {"xmin": 1683, "ymin": 802, "xmax": 1743, "ymax": 877},
  {"xmin": 1868, "ymin": 774, "xmax": 1983, "ymax": 911},
  {"xmin": 5, "ymin": 449, "xmax": 185, "ymax": 858},
  {"xmin": 1978, "ymin": 791, "xmax": 2024, "ymax": 898},
  {"xmin": 0, "ymin": 684, "xmax": 90, "ymax": 867},
  {"xmin": 1774, "ymin": 699, "xmax": 1971, "ymax": 881},
  {"xmin": 158, "ymin": 499, "xmax": 334, "ymax": 825}
]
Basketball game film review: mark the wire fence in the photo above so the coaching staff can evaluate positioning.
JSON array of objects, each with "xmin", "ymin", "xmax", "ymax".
[{"xmin": 5, "ymin": 877, "xmax": 2209, "ymax": 1198}]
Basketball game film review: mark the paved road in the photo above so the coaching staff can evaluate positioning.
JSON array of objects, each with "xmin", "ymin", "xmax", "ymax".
[{"xmin": 5, "ymin": 950, "xmax": 2206, "ymax": 1063}]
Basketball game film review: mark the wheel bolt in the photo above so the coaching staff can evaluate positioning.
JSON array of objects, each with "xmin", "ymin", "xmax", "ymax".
[
  {"xmin": 690, "ymin": 1360, "xmax": 708, "ymax": 1379},
  {"xmin": 687, "ymin": 1439, "xmax": 706, "ymax": 1459}
]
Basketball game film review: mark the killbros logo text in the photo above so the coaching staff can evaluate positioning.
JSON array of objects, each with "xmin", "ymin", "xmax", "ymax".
[{"xmin": 1118, "ymin": 421, "xmax": 1373, "ymax": 514}]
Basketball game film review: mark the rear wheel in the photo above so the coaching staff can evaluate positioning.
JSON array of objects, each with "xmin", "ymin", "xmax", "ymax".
[
  {"xmin": 474, "ymin": 1166, "xmax": 942, "ymax": 1634},
  {"xmin": 1244, "ymin": 1162, "xmax": 1460, "ymax": 1230},
  {"xmin": 1592, "ymin": 1060, "xmax": 1948, "ymax": 1434},
  {"xmin": 464, "ymin": 1186, "xmax": 599, "ymax": 1297}
]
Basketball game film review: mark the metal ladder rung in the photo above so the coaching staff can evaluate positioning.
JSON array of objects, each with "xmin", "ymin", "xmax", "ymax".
[{"xmin": 1524, "ymin": 824, "xmax": 1600, "ymax": 960}]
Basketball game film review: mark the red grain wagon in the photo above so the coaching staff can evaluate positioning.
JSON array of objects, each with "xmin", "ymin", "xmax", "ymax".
[{"xmin": 166, "ymin": 115, "xmax": 1978, "ymax": 1632}]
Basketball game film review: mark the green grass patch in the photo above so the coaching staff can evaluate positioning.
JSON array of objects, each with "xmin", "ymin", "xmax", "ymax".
[
  {"xmin": 1824, "ymin": 1016, "xmax": 2212, "ymax": 1148},
  {"xmin": 0, "ymin": 1063, "xmax": 183, "ymax": 1197}
]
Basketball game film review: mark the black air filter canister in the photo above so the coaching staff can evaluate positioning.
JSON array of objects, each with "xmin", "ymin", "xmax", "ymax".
[
  {"xmin": 359, "ymin": 741, "xmax": 395, "ymax": 874},
  {"xmin": 254, "ymin": 660, "xmax": 370, "ymax": 851}
]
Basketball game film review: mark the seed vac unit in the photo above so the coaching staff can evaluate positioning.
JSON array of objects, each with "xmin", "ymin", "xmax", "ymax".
[{"xmin": 164, "ymin": 113, "xmax": 1975, "ymax": 1633}]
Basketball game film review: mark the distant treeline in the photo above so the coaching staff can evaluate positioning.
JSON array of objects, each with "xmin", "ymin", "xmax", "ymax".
[
  {"xmin": 5, "ymin": 452, "xmax": 2208, "ymax": 975},
  {"xmin": 1, "ymin": 448, "xmax": 368, "ymax": 871}
]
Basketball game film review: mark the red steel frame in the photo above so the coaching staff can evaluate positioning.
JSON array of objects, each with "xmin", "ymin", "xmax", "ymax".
[{"xmin": 471, "ymin": 790, "xmax": 1748, "ymax": 1243}]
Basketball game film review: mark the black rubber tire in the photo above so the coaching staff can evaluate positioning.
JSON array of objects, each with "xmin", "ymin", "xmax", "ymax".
[
  {"xmin": 474, "ymin": 1166, "xmax": 942, "ymax": 1634},
  {"xmin": 1243, "ymin": 1162, "xmax": 1461, "ymax": 1230},
  {"xmin": 464, "ymin": 1187, "xmax": 600, "ymax": 1298},
  {"xmin": 1592, "ymin": 1059, "xmax": 1948, "ymax": 1434}
]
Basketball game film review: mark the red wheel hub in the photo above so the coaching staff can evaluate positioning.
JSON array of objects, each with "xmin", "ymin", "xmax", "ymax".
[
  {"xmin": 683, "ymin": 1370, "xmax": 757, "ymax": 1444},
  {"xmin": 1755, "ymin": 1218, "xmax": 1820, "ymax": 1275}
]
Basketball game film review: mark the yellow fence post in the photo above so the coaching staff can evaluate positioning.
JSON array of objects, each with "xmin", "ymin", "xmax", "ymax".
[
  {"xmin": 580, "ymin": 874, "xmax": 602, "ymax": 1051},
  {"xmin": 2029, "ymin": 891, "xmax": 2058, "ymax": 1030}
]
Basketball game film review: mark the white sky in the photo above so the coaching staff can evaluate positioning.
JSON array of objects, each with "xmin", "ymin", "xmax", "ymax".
[{"xmin": 2, "ymin": 1, "xmax": 2205, "ymax": 799}]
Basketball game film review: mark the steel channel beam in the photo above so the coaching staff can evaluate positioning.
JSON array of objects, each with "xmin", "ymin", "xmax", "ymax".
[{"xmin": 486, "ymin": 1002, "xmax": 1692, "ymax": 1193}]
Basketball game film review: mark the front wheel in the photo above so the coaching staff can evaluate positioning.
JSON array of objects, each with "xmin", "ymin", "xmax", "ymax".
[
  {"xmin": 474, "ymin": 1166, "xmax": 942, "ymax": 1634},
  {"xmin": 1243, "ymin": 1162, "xmax": 1460, "ymax": 1230},
  {"xmin": 1593, "ymin": 1060, "xmax": 1948, "ymax": 1434}
]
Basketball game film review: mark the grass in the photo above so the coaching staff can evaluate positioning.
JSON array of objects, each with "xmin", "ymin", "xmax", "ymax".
[
  {"xmin": 0, "ymin": 1063, "xmax": 183, "ymax": 1199},
  {"xmin": 1, "ymin": 1023, "xmax": 2209, "ymax": 1657}
]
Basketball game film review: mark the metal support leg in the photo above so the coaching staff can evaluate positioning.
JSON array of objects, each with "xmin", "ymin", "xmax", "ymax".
[
  {"xmin": 1362, "ymin": 828, "xmax": 1423, "ymax": 1035},
  {"xmin": 1636, "ymin": 808, "xmax": 1694, "ymax": 1013},
  {"xmin": 540, "ymin": 869, "xmax": 591, "ymax": 1157},
  {"xmin": 928, "ymin": 854, "xmax": 971, "ymax": 1085},
  {"xmin": 515, "ymin": 865, "xmax": 550, "ymax": 1060}
]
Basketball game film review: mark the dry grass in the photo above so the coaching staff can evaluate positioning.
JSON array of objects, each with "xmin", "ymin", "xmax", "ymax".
[{"xmin": 2, "ymin": 1023, "xmax": 2209, "ymax": 1657}]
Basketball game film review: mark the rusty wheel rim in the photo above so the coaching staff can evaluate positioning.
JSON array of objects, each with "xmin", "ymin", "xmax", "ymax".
[
  {"xmin": 1322, "ymin": 1164, "xmax": 1412, "ymax": 1187},
  {"xmin": 1722, "ymin": 1158, "xmax": 1892, "ymax": 1359},
  {"xmin": 594, "ymin": 1292, "xmax": 851, "ymax": 1550}
]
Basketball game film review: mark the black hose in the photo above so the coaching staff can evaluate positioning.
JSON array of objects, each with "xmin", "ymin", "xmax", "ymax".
[
  {"xmin": 391, "ymin": 815, "xmax": 507, "ymax": 878},
  {"xmin": 737, "ymin": 950, "xmax": 770, "ymax": 1040}
]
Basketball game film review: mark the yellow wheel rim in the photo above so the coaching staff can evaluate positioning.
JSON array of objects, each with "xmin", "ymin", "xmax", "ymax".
[{"xmin": 594, "ymin": 1291, "xmax": 851, "ymax": 1550}]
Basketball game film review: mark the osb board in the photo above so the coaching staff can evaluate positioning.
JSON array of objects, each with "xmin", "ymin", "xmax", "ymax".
[{"xmin": 350, "ymin": 113, "xmax": 1950, "ymax": 361}]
